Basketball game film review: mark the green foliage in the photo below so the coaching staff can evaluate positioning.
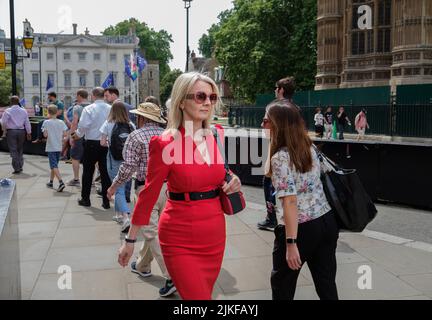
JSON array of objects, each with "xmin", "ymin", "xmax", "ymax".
[
  {"xmin": 213, "ymin": 0, "xmax": 317, "ymax": 102},
  {"xmin": 198, "ymin": 10, "xmax": 233, "ymax": 58},
  {"xmin": 103, "ymin": 18, "xmax": 173, "ymax": 79},
  {"xmin": 0, "ymin": 67, "xmax": 12, "ymax": 106},
  {"xmin": 160, "ymin": 69, "xmax": 183, "ymax": 105}
]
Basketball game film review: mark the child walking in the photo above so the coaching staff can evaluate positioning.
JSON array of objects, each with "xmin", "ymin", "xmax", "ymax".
[{"xmin": 42, "ymin": 105, "xmax": 68, "ymax": 192}]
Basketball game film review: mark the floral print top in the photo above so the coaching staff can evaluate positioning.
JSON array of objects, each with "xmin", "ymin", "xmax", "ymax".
[{"xmin": 271, "ymin": 147, "xmax": 331, "ymax": 224}]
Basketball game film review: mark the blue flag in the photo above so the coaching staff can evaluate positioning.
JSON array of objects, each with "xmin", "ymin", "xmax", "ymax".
[
  {"xmin": 137, "ymin": 54, "xmax": 147, "ymax": 73},
  {"xmin": 46, "ymin": 76, "xmax": 54, "ymax": 92},
  {"xmin": 19, "ymin": 98, "xmax": 26, "ymax": 107},
  {"xmin": 102, "ymin": 72, "xmax": 115, "ymax": 88}
]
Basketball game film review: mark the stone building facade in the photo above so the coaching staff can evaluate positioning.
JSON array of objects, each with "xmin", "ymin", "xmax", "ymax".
[{"xmin": 316, "ymin": 0, "xmax": 432, "ymax": 91}]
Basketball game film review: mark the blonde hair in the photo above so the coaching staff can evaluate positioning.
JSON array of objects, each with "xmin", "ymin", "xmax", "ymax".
[
  {"xmin": 166, "ymin": 72, "xmax": 221, "ymax": 135},
  {"xmin": 47, "ymin": 104, "xmax": 58, "ymax": 116},
  {"xmin": 108, "ymin": 101, "xmax": 129, "ymax": 124}
]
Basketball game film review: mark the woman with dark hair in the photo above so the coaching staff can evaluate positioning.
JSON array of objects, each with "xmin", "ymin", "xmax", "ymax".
[
  {"xmin": 262, "ymin": 100, "xmax": 339, "ymax": 300},
  {"xmin": 100, "ymin": 101, "xmax": 136, "ymax": 231}
]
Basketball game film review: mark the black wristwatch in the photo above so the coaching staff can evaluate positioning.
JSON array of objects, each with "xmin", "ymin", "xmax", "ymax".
[
  {"xmin": 286, "ymin": 238, "xmax": 297, "ymax": 244},
  {"xmin": 124, "ymin": 236, "xmax": 136, "ymax": 244}
]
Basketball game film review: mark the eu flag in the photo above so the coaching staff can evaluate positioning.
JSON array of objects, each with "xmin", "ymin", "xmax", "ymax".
[
  {"xmin": 46, "ymin": 76, "xmax": 54, "ymax": 92},
  {"xmin": 102, "ymin": 72, "xmax": 115, "ymax": 88},
  {"xmin": 137, "ymin": 54, "xmax": 147, "ymax": 73}
]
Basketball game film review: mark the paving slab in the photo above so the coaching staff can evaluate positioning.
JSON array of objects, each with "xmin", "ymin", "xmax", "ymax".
[
  {"xmin": 18, "ymin": 221, "xmax": 59, "ymax": 240},
  {"xmin": 31, "ymin": 269, "xmax": 129, "ymax": 300},
  {"xmin": 19, "ymin": 238, "xmax": 52, "ymax": 262},
  {"xmin": 41, "ymin": 244, "xmax": 122, "ymax": 274},
  {"xmin": 355, "ymin": 245, "xmax": 432, "ymax": 276},
  {"xmin": 51, "ymin": 225, "xmax": 122, "ymax": 248}
]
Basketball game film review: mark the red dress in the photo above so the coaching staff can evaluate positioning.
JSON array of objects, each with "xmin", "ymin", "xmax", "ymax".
[{"xmin": 132, "ymin": 126, "xmax": 226, "ymax": 300}]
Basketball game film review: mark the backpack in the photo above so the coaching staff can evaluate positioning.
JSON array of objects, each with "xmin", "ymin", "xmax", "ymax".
[{"xmin": 109, "ymin": 123, "xmax": 133, "ymax": 161}]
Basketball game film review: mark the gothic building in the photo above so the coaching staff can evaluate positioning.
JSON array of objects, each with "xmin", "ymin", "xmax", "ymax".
[{"xmin": 315, "ymin": 0, "xmax": 432, "ymax": 90}]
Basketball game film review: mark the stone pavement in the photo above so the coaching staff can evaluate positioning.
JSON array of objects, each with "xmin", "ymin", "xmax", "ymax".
[{"xmin": 1, "ymin": 151, "xmax": 431, "ymax": 300}]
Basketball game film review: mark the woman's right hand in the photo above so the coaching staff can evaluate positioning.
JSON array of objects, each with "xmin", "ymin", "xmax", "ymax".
[{"xmin": 286, "ymin": 244, "xmax": 302, "ymax": 271}]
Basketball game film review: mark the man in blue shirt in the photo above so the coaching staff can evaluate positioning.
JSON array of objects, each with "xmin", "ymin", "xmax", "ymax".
[
  {"xmin": 103, "ymin": 87, "xmax": 136, "ymax": 124},
  {"xmin": 48, "ymin": 92, "xmax": 65, "ymax": 121}
]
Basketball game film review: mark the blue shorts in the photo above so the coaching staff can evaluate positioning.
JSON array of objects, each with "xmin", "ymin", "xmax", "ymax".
[{"xmin": 47, "ymin": 152, "xmax": 61, "ymax": 169}]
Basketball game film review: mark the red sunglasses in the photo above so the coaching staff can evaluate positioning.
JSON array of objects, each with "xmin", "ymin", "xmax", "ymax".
[
  {"xmin": 185, "ymin": 92, "xmax": 218, "ymax": 105},
  {"xmin": 262, "ymin": 118, "xmax": 270, "ymax": 125}
]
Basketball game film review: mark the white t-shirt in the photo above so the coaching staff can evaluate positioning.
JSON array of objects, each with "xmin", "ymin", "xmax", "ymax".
[
  {"xmin": 100, "ymin": 121, "xmax": 136, "ymax": 145},
  {"xmin": 42, "ymin": 119, "xmax": 68, "ymax": 152},
  {"xmin": 314, "ymin": 113, "xmax": 324, "ymax": 126}
]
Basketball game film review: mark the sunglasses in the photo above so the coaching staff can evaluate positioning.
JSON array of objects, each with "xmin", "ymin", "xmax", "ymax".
[
  {"xmin": 262, "ymin": 118, "xmax": 270, "ymax": 125},
  {"xmin": 185, "ymin": 92, "xmax": 218, "ymax": 105}
]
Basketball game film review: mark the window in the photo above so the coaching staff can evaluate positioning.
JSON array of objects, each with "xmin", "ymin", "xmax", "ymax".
[
  {"xmin": 32, "ymin": 96, "xmax": 40, "ymax": 107},
  {"xmin": 149, "ymin": 71, "xmax": 153, "ymax": 79},
  {"xmin": 78, "ymin": 52, "xmax": 87, "ymax": 61},
  {"xmin": 110, "ymin": 53, "xmax": 117, "ymax": 62},
  {"xmin": 79, "ymin": 73, "xmax": 87, "ymax": 87},
  {"xmin": 112, "ymin": 72, "xmax": 117, "ymax": 86},
  {"xmin": 377, "ymin": 29, "xmax": 391, "ymax": 52},
  {"xmin": 378, "ymin": 0, "xmax": 391, "ymax": 26},
  {"xmin": 94, "ymin": 73, "xmax": 101, "ymax": 87},
  {"xmin": 32, "ymin": 73, "xmax": 39, "ymax": 87},
  {"xmin": 94, "ymin": 53, "xmax": 101, "ymax": 61},
  {"xmin": 366, "ymin": 30, "xmax": 374, "ymax": 53},
  {"xmin": 352, "ymin": 32, "xmax": 366, "ymax": 55},
  {"xmin": 124, "ymin": 54, "xmax": 130, "ymax": 61},
  {"xmin": 64, "ymin": 73, "xmax": 71, "ymax": 88},
  {"xmin": 47, "ymin": 52, "xmax": 54, "ymax": 60},
  {"xmin": 48, "ymin": 73, "xmax": 55, "ymax": 83},
  {"xmin": 64, "ymin": 53, "xmax": 71, "ymax": 61},
  {"xmin": 64, "ymin": 96, "xmax": 72, "ymax": 108},
  {"xmin": 124, "ymin": 74, "xmax": 131, "ymax": 87},
  {"xmin": 31, "ymin": 52, "xmax": 39, "ymax": 60}
]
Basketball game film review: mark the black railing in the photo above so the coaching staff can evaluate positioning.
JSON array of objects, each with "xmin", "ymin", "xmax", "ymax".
[{"xmin": 228, "ymin": 104, "xmax": 432, "ymax": 138}]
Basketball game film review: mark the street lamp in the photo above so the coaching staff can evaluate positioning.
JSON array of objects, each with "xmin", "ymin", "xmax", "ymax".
[{"xmin": 183, "ymin": 0, "xmax": 192, "ymax": 72}]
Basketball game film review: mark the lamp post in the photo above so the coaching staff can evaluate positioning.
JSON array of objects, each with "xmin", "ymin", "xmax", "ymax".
[
  {"xmin": 8, "ymin": 0, "xmax": 34, "ymax": 96},
  {"xmin": 183, "ymin": 0, "xmax": 192, "ymax": 72},
  {"xmin": 9, "ymin": 0, "xmax": 17, "ymax": 95}
]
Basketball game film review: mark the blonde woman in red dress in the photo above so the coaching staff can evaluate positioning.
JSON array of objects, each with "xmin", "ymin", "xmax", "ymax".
[{"xmin": 117, "ymin": 72, "xmax": 242, "ymax": 300}]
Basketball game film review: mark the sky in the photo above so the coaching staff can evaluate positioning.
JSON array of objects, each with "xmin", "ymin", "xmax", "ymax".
[{"xmin": 0, "ymin": 0, "xmax": 234, "ymax": 70}]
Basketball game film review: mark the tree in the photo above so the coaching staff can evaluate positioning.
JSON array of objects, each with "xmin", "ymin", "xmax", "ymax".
[
  {"xmin": 198, "ymin": 10, "xmax": 232, "ymax": 58},
  {"xmin": 103, "ymin": 18, "xmax": 173, "ymax": 80},
  {"xmin": 0, "ymin": 67, "xmax": 12, "ymax": 106},
  {"xmin": 160, "ymin": 69, "xmax": 183, "ymax": 105},
  {"xmin": 214, "ymin": 0, "xmax": 317, "ymax": 102}
]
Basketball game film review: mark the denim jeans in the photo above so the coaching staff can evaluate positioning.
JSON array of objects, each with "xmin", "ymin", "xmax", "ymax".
[{"xmin": 107, "ymin": 152, "xmax": 130, "ymax": 214}]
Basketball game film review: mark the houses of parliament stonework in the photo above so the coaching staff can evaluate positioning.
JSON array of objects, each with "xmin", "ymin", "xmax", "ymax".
[{"xmin": 315, "ymin": 0, "xmax": 432, "ymax": 90}]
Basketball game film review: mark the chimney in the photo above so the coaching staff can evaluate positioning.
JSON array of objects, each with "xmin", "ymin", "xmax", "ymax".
[
  {"xmin": 72, "ymin": 23, "xmax": 77, "ymax": 35},
  {"xmin": 84, "ymin": 27, "xmax": 90, "ymax": 36}
]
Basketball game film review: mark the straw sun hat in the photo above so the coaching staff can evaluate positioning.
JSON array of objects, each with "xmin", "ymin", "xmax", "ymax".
[{"xmin": 130, "ymin": 102, "xmax": 167, "ymax": 124}]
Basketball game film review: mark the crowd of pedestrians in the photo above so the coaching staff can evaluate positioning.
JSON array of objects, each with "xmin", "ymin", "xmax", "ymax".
[{"xmin": 0, "ymin": 72, "xmax": 350, "ymax": 301}]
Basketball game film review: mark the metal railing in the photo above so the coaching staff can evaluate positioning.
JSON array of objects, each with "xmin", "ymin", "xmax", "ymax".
[{"xmin": 228, "ymin": 104, "xmax": 432, "ymax": 138}]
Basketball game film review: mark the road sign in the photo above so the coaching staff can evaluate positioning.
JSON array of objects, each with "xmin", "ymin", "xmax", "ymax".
[{"xmin": 0, "ymin": 43, "xmax": 5, "ymax": 69}]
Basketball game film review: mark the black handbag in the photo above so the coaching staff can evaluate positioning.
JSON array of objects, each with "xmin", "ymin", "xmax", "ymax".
[
  {"xmin": 212, "ymin": 127, "xmax": 246, "ymax": 215},
  {"xmin": 314, "ymin": 146, "xmax": 377, "ymax": 232}
]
